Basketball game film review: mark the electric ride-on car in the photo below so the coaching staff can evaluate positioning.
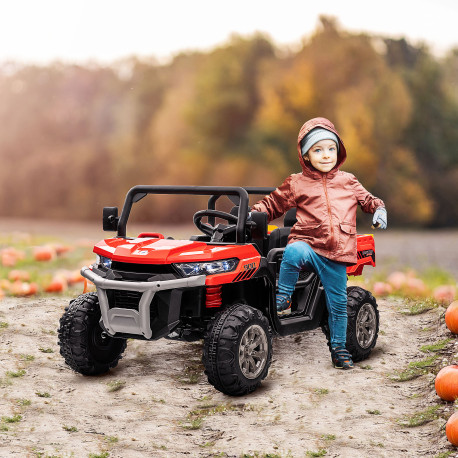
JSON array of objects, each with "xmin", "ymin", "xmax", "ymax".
[{"xmin": 58, "ymin": 186, "xmax": 379, "ymax": 396}]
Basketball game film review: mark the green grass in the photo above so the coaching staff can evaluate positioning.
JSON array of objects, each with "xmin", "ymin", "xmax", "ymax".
[
  {"xmin": 16, "ymin": 399, "xmax": 31, "ymax": 406},
  {"xmin": 401, "ymin": 298, "xmax": 442, "ymax": 315},
  {"xmin": 6, "ymin": 369, "xmax": 26, "ymax": 378},
  {"xmin": 105, "ymin": 436, "xmax": 118, "ymax": 444},
  {"xmin": 321, "ymin": 434, "xmax": 336, "ymax": 441},
  {"xmin": 0, "ymin": 321, "xmax": 8, "ymax": 329},
  {"xmin": 306, "ymin": 450, "xmax": 327, "ymax": 457},
  {"xmin": 434, "ymin": 452, "xmax": 453, "ymax": 458},
  {"xmin": 2, "ymin": 414, "xmax": 22, "ymax": 423},
  {"xmin": 181, "ymin": 402, "xmax": 237, "ymax": 430},
  {"xmin": 420, "ymin": 339, "xmax": 451, "ymax": 353},
  {"xmin": 314, "ymin": 388, "xmax": 329, "ymax": 395},
  {"xmin": 106, "ymin": 380, "xmax": 125, "ymax": 392},
  {"xmin": 242, "ymin": 454, "xmax": 286, "ymax": 458},
  {"xmin": 421, "ymin": 267, "xmax": 456, "ymax": 290},
  {"xmin": 38, "ymin": 347, "xmax": 54, "ymax": 353},
  {"xmin": 20, "ymin": 354, "xmax": 35, "ymax": 361},
  {"xmin": 399, "ymin": 405, "xmax": 440, "ymax": 427},
  {"xmin": 367, "ymin": 409, "xmax": 381, "ymax": 415},
  {"xmin": 391, "ymin": 355, "xmax": 438, "ymax": 381},
  {"xmin": 35, "ymin": 392, "xmax": 51, "ymax": 398},
  {"xmin": 181, "ymin": 417, "xmax": 203, "ymax": 430},
  {"xmin": 409, "ymin": 355, "xmax": 439, "ymax": 369},
  {"xmin": 62, "ymin": 425, "xmax": 78, "ymax": 432},
  {"xmin": 88, "ymin": 453, "xmax": 109, "ymax": 458}
]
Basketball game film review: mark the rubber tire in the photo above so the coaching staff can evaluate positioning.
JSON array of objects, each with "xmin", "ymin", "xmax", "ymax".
[
  {"xmin": 321, "ymin": 286, "xmax": 379, "ymax": 362},
  {"xmin": 202, "ymin": 304, "xmax": 272, "ymax": 396},
  {"xmin": 58, "ymin": 292, "xmax": 127, "ymax": 375}
]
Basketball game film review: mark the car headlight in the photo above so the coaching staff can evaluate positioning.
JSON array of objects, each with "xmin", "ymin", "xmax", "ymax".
[
  {"xmin": 96, "ymin": 254, "xmax": 112, "ymax": 269},
  {"xmin": 173, "ymin": 258, "xmax": 239, "ymax": 277}
]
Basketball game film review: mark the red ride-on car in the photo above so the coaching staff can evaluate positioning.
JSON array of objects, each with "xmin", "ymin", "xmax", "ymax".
[{"xmin": 58, "ymin": 186, "xmax": 379, "ymax": 396}]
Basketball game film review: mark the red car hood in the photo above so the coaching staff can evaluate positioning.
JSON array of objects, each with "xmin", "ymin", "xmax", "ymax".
[{"xmin": 93, "ymin": 237, "xmax": 257, "ymax": 264}]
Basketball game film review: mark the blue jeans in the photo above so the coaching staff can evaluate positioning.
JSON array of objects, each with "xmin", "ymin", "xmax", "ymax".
[{"xmin": 278, "ymin": 241, "xmax": 348, "ymax": 348}]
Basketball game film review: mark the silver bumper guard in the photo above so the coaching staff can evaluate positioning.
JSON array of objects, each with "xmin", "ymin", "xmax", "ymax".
[{"xmin": 81, "ymin": 266, "xmax": 206, "ymax": 339}]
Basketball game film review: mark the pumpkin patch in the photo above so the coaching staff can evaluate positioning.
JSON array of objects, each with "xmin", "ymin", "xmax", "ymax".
[{"xmin": 0, "ymin": 235, "xmax": 97, "ymax": 298}]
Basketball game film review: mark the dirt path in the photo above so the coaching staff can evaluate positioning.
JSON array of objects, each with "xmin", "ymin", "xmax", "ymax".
[{"xmin": 0, "ymin": 295, "xmax": 449, "ymax": 457}]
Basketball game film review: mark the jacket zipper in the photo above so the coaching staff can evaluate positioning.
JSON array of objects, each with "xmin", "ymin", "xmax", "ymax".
[{"xmin": 322, "ymin": 174, "xmax": 335, "ymax": 248}]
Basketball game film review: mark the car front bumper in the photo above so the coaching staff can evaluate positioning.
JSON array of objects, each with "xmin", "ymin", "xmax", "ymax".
[{"xmin": 81, "ymin": 266, "xmax": 206, "ymax": 339}]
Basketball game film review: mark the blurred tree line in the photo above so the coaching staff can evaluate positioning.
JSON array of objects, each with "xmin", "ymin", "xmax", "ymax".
[{"xmin": 0, "ymin": 17, "xmax": 457, "ymax": 227}]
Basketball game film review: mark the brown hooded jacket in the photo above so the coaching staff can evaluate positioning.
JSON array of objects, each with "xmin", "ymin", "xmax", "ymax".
[{"xmin": 251, "ymin": 117, "xmax": 384, "ymax": 264}]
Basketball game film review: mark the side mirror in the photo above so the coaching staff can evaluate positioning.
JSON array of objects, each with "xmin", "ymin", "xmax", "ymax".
[{"xmin": 103, "ymin": 207, "xmax": 119, "ymax": 231}]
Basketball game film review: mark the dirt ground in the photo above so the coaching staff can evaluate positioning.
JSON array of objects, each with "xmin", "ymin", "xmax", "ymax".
[{"xmin": 0, "ymin": 293, "xmax": 453, "ymax": 458}]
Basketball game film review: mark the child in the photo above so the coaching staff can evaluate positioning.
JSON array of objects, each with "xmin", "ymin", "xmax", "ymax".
[{"xmin": 251, "ymin": 117, "xmax": 387, "ymax": 369}]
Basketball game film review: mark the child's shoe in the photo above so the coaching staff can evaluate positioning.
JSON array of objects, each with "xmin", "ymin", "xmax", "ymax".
[
  {"xmin": 331, "ymin": 347, "xmax": 354, "ymax": 370},
  {"xmin": 276, "ymin": 294, "xmax": 292, "ymax": 315}
]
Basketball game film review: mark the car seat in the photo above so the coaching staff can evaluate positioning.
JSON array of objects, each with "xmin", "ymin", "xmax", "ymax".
[
  {"xmin": 229, "ymin": 206, "xmax": 268, "ymax": 253},
  {"xmin": 267, "ymin": 208, "xmax": 297, "ymax": 252}
]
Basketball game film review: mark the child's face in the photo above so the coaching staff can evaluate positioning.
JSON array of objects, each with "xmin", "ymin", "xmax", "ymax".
[{"xmin": 304, "ymin": 139, "xmax": 338, "ymax": 173}]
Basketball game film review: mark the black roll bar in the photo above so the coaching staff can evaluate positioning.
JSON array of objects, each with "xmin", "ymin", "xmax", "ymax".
[
  {"xmin": 206, "ymin": 186, "xmax": 275, "ymax": 225},
  {"xmin": 117, "ymin": 185, "xmax": 255, "ymax": 242}
]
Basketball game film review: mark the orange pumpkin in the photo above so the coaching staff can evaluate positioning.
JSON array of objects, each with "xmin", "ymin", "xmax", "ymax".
[
  {"xmin": 33, "ymin": 246, "xmax": 55, "ymax": 262},
  {"xmin": 44, "ymin": 277, "xmax": 67, "ymax": 293},
  {"xmin": 434, "ymin": 285, "xmax": 457, "ymax": 304},
  {"xmin": 435, "ymin": 365, "xmax": 458, "ymax": 401},
  {"xmin": 445, "ymin": 301, "xmax": 458, "ymax": 334},
  {"xmin": 8, "ymin": 270, "xmax": 30, "ymax": 282},
  {"xmin": 54, "ymin": 244, "xmax": 73, "ymax": 256},
  {"xmin": 10, "ymin": 281, "xmax": 38, "ymax": 297},
  {"xmin": 446, "ymin": 412, "xmax": 458, "ymax": 445}
]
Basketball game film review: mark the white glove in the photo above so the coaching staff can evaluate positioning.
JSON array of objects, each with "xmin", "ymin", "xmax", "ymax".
[{"xmin": 372, "ymin": 207, "xmax": 387, "ymax": 229}]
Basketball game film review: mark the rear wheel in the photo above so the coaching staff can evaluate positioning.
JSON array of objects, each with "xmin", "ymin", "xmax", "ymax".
[
  {"xmin": 346, "ymin": 286, "xmax": 379, "ymax": 361},
  {"xmin": 58, "ymin": 292, "xmax": 127, "ymax": 375},
  {"xmin": 321, "ymin": 286, "xmax": 379, "ymax": 362},
  {"xmin": 203, "ymin": 304, "xmax": 272, "ymax": 396}
]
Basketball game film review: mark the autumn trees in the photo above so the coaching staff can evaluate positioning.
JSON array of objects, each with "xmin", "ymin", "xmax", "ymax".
[{"xmin": 0, "ymin": 18, "xmax": 456, "ymax": 227}]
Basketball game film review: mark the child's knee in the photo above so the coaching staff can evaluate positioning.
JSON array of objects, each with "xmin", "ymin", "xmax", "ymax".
[{"xmin": 284, "ymin": 242, "xmax": 313, "ymax": 265}]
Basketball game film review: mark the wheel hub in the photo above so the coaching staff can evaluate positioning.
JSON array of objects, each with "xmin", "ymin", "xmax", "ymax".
[
  {"xmin": 356, "ymin": 303, "xmax": 377, "ymax": 349},
  {"xmin": 238, "ymin": 324, "xmax": 268, "ymax": 380}
]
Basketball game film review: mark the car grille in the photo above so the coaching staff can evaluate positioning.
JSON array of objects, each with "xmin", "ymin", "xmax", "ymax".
[{"xmin": 107, "ymin": 290, "xmax": 142, "ymax": 310}]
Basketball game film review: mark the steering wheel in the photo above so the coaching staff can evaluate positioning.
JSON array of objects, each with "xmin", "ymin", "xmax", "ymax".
[{"xmin": 193, "ymin": 209, "xmax": 239, "ymax": 238}]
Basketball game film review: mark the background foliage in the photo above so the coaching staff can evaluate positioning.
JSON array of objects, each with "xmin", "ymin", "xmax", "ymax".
[{"xmin": 1, "ymin": 17, "xmax": 457, "ymax": 227}]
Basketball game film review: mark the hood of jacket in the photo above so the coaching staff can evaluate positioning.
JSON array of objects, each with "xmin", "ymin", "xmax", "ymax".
[{"xmin": 297, "ymin": 117, "xmax": 347, "ymax": 177}]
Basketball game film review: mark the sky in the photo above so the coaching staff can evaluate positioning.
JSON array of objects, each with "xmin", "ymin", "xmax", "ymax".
[{"xmin": 0, "ymin": 0, "xmax": 457, "ymax": 65}]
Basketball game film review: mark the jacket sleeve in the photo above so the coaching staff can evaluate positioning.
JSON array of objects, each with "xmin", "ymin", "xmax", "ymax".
[
  {"xmin": 349, "ymin": 174, "xmax": 385, "ymax": 214},
  {"xmin": 251, "ymin": 175, "xmax": 295, "ymax": 222}
]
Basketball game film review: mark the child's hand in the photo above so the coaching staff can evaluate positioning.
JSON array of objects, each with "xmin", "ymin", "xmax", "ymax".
[{"xmin": 372, "ymin": 207, "xmax": 387, "ymax": 229}]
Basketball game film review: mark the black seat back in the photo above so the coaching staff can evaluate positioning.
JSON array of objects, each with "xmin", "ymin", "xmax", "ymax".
[
  {"xmin": 267, "ymin": 208, "xmax": 297, "ymax": 252},
  {"xmin": 284, "ymin": 208, "xmax": 297, "ymax": 227},
  {"xmin": 230, "ymin": 206, "xmax": 268, "ymax": 253}
]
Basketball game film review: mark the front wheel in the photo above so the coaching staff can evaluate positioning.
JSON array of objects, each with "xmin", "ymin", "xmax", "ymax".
[
  {"xmin": 321, "ymin": 286, "xmax": 379, "ymax": 362},
  {"xmin": 58, "ymin": 292, "xmax": 127, "ymax": 375},
  {"xmin": 203, "ymin": 304, "xmax": 272, "ymax": 396}
]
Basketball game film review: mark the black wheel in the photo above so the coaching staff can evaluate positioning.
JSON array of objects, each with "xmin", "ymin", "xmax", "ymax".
[
  {"xmin": 346, "ymin": 286, "xmax": 379, "ymax": 361},
  {"xmin": 321, "ymin": 286, "xmax": 379, "ymax": 362},
  {"xmin": 202, "ymin": 304, "xmax": 272, "ymax": 396},
  {"xmin": 58, "ymin": 292, "xmax": 127, "ymax": 375}
]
